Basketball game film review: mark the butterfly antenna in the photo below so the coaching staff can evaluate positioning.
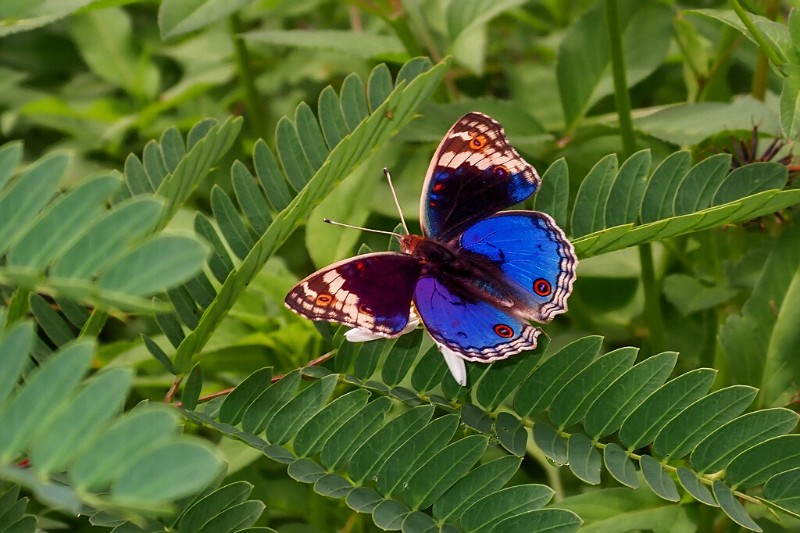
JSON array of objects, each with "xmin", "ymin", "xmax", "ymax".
[
  {"xmin": 383, "ymin": 168, "xmax": 410, "ymax": 235},
  {"xmin": 323, "ymin": 218, "xmax": 404, "ymax": 239}
]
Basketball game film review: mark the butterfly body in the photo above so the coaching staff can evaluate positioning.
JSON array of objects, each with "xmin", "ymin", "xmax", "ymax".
[{"xmin": 285, "ymin": 112, "xmax": 577, "ymax": 370}]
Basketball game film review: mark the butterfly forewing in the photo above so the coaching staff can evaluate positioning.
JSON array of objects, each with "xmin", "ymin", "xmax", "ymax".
[
  {"xmin": 420, "ymin": 112, "xmax": 541, "ymax": 241},
  {"xmin": 285, "ymin": 252, "xmax": 422, "ymax": 337}
]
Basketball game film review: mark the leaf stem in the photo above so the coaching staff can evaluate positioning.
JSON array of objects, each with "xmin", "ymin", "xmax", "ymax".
[
  {"xmin": 229, "ymin": 14, "xmax": 268, "ymax": 140},
  {"xmin": 605, "ymin": 0, "xmax": 636, "ymax": 158},
  {"xmin": 79, "ymin": 308, "xmax": 108, "ymax": 338},
  {"xmin": 730, "ymin": 0, "xmax": 786, "ymax": 74},
  {"xmin": 605, "ymin": 0, "xmax": 664, "ymax": 354}
]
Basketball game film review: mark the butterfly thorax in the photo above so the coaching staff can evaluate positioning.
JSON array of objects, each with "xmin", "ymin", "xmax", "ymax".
[{"xmin": 400, "ymin": 234, "xmax": 511, "ymax": 302}]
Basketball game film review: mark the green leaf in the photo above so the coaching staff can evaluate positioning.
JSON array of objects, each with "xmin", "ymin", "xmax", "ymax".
[
  {"xmin": 763, "ymin": 469, "xmax": 800, "ymax": 514},
  {"xmin": 367, "ymin": 64, "xmax": 393, "ymax": 112},
  {"xmin": 211, "ymin": 186, "xmax": 254, "ymax": 260},
  {"xmin": 713, "ymin": 480, "xmax": 762, "ymax": 532},
  {"xmin": 726, "ymin": 435, "xmax": 800, "ymax": 489},
  {"xmin": 404, "ymin": 435, "xmax": 488, "ymax": 510},
  {"xmin": 571, "ymin": 154, "xmax": 617, "ymax": 237},
  {"xmin": 313, "ymin": 473, "xmax": 353, "ymax": 499},
  {"xmin": 460, "ymin": 484, "xmax": 554, "ymax": 532},
  {"xmin": 287, "ymin": 459, "xmax": 326, "ymax": 484},
  {"xmin": 583, "ymin": 352, "xmax": 677, "ymax": 439},
  {"xmin": 241, "ymin": 371, "xmax": 301, "ymax": 435},
  {"xmin": 181, "ymin": 364, "xmax": 203, "ymax": 412},
  {"xmin": 491, "ymin": 509, "xmax": 582, "ymax": 533},
  {"xmin": 111, "ymin": 439, "xmax": 223, "ymax": 504},
  {"xmin": 178, "ymin": 481, "xmax": 254, "ymax": 532},
  {"xmin": 639, "ymin": 151, "xmax": 691, "ymax": 224},
  {"xmin": 346, "ymin": 487, "xmax": 383, "ymax": 514},
  {"xmin": 372, "ymin": 499, "xmax": 410, "ymax": 530},
  {"xmin": 69, "ymin": 405, "xmax": 179, "ymax": 491},
  {"xmin": 673, "ymin": 154, "xmax": 731, "ymax": 216},
  {"xmin": 604, "ymin": 443, "xmax": 638, "ymax": 488},
  {"xmin": 634, "ymin": 97, "xmax": 779, "ymax": 145},
  {"xmin": 318, "ymin": 86, "xmax": 350, "ymax": 148},
  {"xmin": 266, "ymin": 374, "xmax": 338, "ymax": 445},
  {"xmin": 0, "ymin": 152, "xmax": 66, "ymax": 256},
  {"xmin": 376, "ymin": 414, "xmax": 460, "ymax": 497},
  {"xmin": 475, "ymin": 342, "xmax": 544, "ymax": 412},
  {"xmin": 0, "ymin": 322, "xmax": 33, "ymax": 405},
  {"xmin": 253, "ymin": 139, "xmax": 293, "ymax": 212},
  {"xmin": 276, "ymin": 117, "xmax": 315, "ymax": 192},
  {"xmin": 50, "ymin": 197, "xmax": 163, "ymax": 280},
  {"xmin": 7, "ymin": 175, "xmax": 120, "ymax": 271},
  {"xmin": 676, "ymin": 467, "xmax": 717, "ymax": 507},
  {"xmin": 0, "ymin": 340, "xmax": 94, "ymax": 462},
  {"xmin": 640, "ymin": 455, "xmax": 679, "ymax": 502},
  {"xmin": 549, "ymin": 347, "xmax": 638, "ymax": 429},
  {"xmin": 29, "ymin": 368, "xmax": 132, "ymax": 475},
  {"xmin": 533, "ymin": 158, "xmax": 569, "ymax": 229},
  {"xmin": 97, "ymin": 235, "xmax": 209, "ymax": 297},
  {"xmin": 349, "ymin": 405, "xmax": 434, "ymax": 483},
  {"xmin": 513, "ymin": 336, "xmax": 602, "ymax": 419},
  {"xmin": 712, "ymin": 162, "xmax": 787, "ymax": 206},
  {"xmin": 605, "ymin": 150, "xmax": 651, "ymax": 227},
  {"xmin": 195, "ymin": 500, "xmax": 265, "ymax": 533},
  {"xmin": 781, "ymin": 64, "xmax": 800, "ymax": 138},
  {"xmin": 558, "ymin": 0, "xmax": 671, "ymax": 129},
  {"xmin": 568, "ymin": 433, "xmax": 601, "ymax": 485},
  {"xmin": 663, "ymin": 274, "xmax": 739, "ymax": 315},
  {"xmin": 381, "ymin": 330, "xmax": 423, "ymax": 387},
  {"xmin": 495, "ymin": 412, "xmax": 527, "ymax": 456},
  {"xmin": 432, "ymin": 455, "xmax": 521, "ymax": 522},
  {"xmin": 618, "ymin": 368, "xmax": 717, "ymax": 450},
  {"xmin": 29, "ymin": 293, "xmax": 73, "ymax": 347},
  {"xmin": 241, "ymin": 29, "xmax": 406, "ymax": 61},
  {"xmin": 294, "ymin": 103, "xmax": 329, "ymax": 170},
  {"xmin": 293, "ymin": 389, "xmax": 370, "ymax": 457},
  {"xmin": 533, "ymin": 423, "xmax": 567, "ymax": 465},
  {"xmin": 410, "ymin": 346, "xmax": 449, "ymax": 393},
  {"xmin": 690, "ymin": 8, "xmax": 791, "ymax": 55},
  {"xmin": 690, "ymin": 408, "xmax": 799, "ymax": 473},
  {"xmin": 69, "ymin": 8, "xmax": 158, "ymax": 99},
  {"xmin": 652, "ymin": 385, "xmax": 757, "ymax": 459},
  {"xmin": 0, "ymin": 142, "xmax": 22, "ymax": 190},
  {"xmin": 232, "ymin": 161, "xmax": 272, "ymax": 235},
  {"xmin": 721, "ymin": 225, "xmax": 800, "ymax": 406},
  {"xmin": 340, "ymin": 73, "xmax": 370, "ymax": 130},
  {"xmin": 159, "ymin": 0, "xmax": 252, "ymax": 39},
  {"xmin": 319, "ymin": 396, "xmax": 393, "ymax": 470}
]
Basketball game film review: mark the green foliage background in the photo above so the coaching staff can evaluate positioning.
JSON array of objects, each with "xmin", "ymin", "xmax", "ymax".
[{"xmin": 1, "ymin": 0, "xmax": 800, "ymax": 532}]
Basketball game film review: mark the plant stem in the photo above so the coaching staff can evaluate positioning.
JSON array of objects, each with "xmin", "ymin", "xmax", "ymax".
[
  {"xmin": 730, "ymin": 0, "xmax": 785, "ymax": 73},
  {"xmin": 605, "ymin": 0, "xmax": 636, "ymax": 158},
  {"xmin": 605, "ymin": 0, "xmax": 664, "ymax": 354},
  {"xmin": 229, "ymin": 13, "xmax": 268, "ymax": 141}
]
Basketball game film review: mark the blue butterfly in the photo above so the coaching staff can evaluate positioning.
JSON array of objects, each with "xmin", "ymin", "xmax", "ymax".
[{"xmin": 285, "ymin": 112, "xmax": 577, "ymax": 385}]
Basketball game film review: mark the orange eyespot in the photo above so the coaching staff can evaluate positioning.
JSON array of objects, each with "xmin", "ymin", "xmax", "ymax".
[
  {"xmin": 493, "ymin": 165, "xmax": 509, "ymax": 177},
  {"xmin": 432, "ymin": 182, "xmax": 444, "ymax": 192},
  {"xmin": 494, "ymin": 324, "xmax": 514, "ymax": 338},
  {"xmin": 315, "ymin": 293, "xmax": 334, "ymax": 306},
  {"xmin": 533, "ymin": 279, "xmax": 552, "ymax": 296},
  {"xmin": 358, "ymin": 304, "xmax": 373, "ymax": 315},
  {"xmin": 469, "ymin": 135, "xmax": 487, "ymax": 150}
]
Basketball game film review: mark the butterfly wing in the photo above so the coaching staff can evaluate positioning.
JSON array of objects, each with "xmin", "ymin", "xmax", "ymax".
[
  {"xmin": 420, "ymin": 112, "xmax": 541, "ymax": 241},
  {"xmin": 459, "ymin": 211, "xmax": 577, "ymax": 323},
  {"xmin": 413, "ymin": 273, "xmax": 542, "ymax": 362},
  {"xmin": 285, "ymin": 252, "xmax": 422, "ymax": 337}
]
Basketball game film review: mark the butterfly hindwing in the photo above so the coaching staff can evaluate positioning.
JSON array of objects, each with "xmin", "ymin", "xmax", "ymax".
[
  {"xmin": 458, "ymin": 211, "xmax": 577, "ymax": 323},
  {"xmin": 420, "ymin": 112, "xmax": 541, "ymax": 241},
  {"xmin": 413, "ymin": 273, "xmax": 542, "ymax": 362},
  {"xmin": 285, "ymin": 252, "xmax": 422, "ymax": 337}
]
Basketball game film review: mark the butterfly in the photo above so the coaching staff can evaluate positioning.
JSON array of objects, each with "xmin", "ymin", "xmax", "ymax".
[{"xmin": 285, "ymin": 112, "xmax": 577, "ymax": 385}]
